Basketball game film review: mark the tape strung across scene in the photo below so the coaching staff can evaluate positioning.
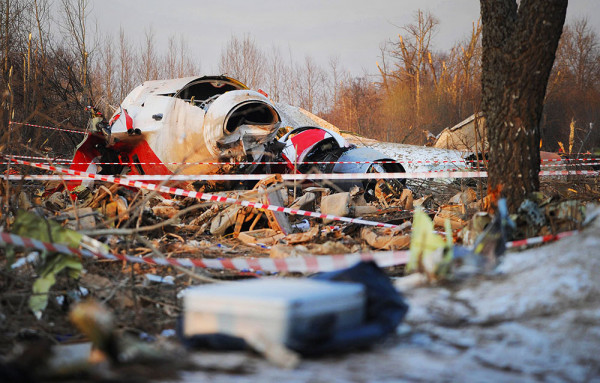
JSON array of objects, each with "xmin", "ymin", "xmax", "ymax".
[
  {"xmin": 7, "ymin": 120, "xmax": 600, "ymax": 168},
  {"xmin": 5, "ymin": 158, "xmax": 600, "ymax": 167},
  {"xmin": 1, "ymin": 229, "xmax": 577, "ymax": 273},
  {"xmin": 4, "ymin": 153, "xmax": 600, "ymax": 168},
  {"xmin": 505, "ymin": 230, "xmax": 577, "ymax": 248},
  {"xmin": 0, "ymin": 231, "xmax": 409, "ymax": 273},
  {"xmin": 2, "ymin": 168, "xmax": 599, "ymax": 182},
  {"xmin": 1, "ymin": 154, "xmax": 72, "ymax": 163},
  {"xmin": 9, "ymin": 121, "xmax": 88, "ymax": 135},
  {"xmin": 8, "ymin": 158, "xmax": 402, "ymax": 229}
]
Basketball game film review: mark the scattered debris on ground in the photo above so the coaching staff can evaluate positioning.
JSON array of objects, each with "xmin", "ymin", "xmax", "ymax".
[{"xmin": 0, "ymin": 165, "xmax": 598, "ymax": 381}]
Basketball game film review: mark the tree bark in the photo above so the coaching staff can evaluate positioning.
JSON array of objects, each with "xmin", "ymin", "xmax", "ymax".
[{"xmin": 481, "ymin": 0, "xmax": 567, "ymax": 211}]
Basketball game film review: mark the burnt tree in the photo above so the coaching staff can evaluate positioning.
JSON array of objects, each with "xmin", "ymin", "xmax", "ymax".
[{"xmin": 481, "ymin": 0, "xmax": 567, "ymax": 210}]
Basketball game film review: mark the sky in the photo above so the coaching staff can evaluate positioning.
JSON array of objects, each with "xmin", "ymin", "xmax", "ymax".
[{"xmin": 90, "ymin": 0, "xmax": 600, "ymax": 77}]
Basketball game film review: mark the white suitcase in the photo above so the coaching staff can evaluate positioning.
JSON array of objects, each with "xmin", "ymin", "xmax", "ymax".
[{"xmin": 182, "ymin": 278, "xmax": 365, "ymax": 346}]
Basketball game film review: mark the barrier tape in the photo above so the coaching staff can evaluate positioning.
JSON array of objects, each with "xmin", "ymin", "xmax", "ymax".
[
  {"xmin": 9, "ymin": 158, "xmax": 401, "ymax": 229},
  {"xmin": 1, "ymin": 228, "xmax": 578, "ymax": 273},
  {"xmin": 4, "ymin": 157, "xmax": 600, "ymax": 168},
  {"xmin": 48, "ymin": 160, "xmax": 600, "ymax": 167},
  {"xmin": 1, "ymin": 155, "xmax": 72, "ymax": 162},
  {"xmin": 3, "ymin": 160, "xmax": 599, "ymax": 175},
  {"xmin": 6, "ymin": 120, "xmax": 600, "ymax": 170},
  {"xmin": 0, "ymin": 170, "xmax": 466, "ymax": 181},
  {"xmin": 9, "ymin": 121, "xmax": 88, "ymax": 135},
  {"xmin": 3, "ymin": 167, "xmax": 599, "ymax": 182},
  {"xmin": 506, "ymin": 230, "xmax": 577, "ymax": 249},
  {"xmin": 0, "ymin": 231, "xmax": 409, "ymax": 273},
  {"xmin": 541, "ymin": 162, "xmax": 600, "ymax": 168}
]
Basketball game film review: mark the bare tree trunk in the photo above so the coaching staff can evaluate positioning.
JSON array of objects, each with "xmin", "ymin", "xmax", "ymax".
[
  {"xmin": 139, "ymin": 27, "xmax": 158, "ymax": 82},
  {"xmin": 218, "ymin": 34, "xmax": 265, "ymax": 90},
  {"xmin": 118, "ymin": 27, "xmax": 134, "ymax": 101},
  {"xmin": 481, "ymin": 0, "xmax": 567, "ymax": 211},
  {"xmin": 3, "ymin": 0, "xmax": 9, "ymax": 78},
  {"xmin": 61, "ymin": 0, "xmax": 94, "ymax": 106}
]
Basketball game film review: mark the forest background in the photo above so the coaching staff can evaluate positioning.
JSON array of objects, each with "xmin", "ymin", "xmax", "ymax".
[{"xmin": 1, "ymin": 0, "xmax": 599, "ymax": 159}]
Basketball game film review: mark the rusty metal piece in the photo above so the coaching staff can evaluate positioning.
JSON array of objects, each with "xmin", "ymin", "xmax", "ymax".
[
  {"xmin": 398, "ymin": 188, "xmax": 414, "ymax": 210},
  {"xmin": 152, "ymin": 204, "xmax": 179, "ymax": 219},
  {"xmin": 233, "ymin": 206, "xmax": 255, "ymax": 238},
  {"xmin": 361, "ymin": 227, "xmax": 411, "ymax": 250},
  {"xmin": 284, "ymin": 226, "xmax": 319, "ymax": 245},
  {"xmin": 89, "ymin": 184, "xmax": 121, "ymax": 209},
  {"xmin": 434, "ymin": 204, "xmax": 467, "ymax": 230},
  {"xmin": 545, "ymin": 200, "xmax": 585, "ymax": 232},
  {"xmin": 103, "ymin": 196, "xmax": 129, "ymax": 227},
  {"xmin": 238, "ymin": 229, "xmax": 284, "ymax": 246},
  {"xmin": 190, "ymin": 204, "xmax": 220, "ymax": 227},
  {"xmin": 248, "ymin": 211, "xmax": 264, "ymax": 231},
  {"xmin": 459, "ymin": 211, "xmax": 492, "ymax": 246},
  {"xmin": 374, "ymin": 179, "xmax": 404, "ymax": 207},
  {"xmin": 449, "ymin": 188, "xmax": 477, "ymax": 205},
  {"xmin": 269, "ymin": 244, "xmax": 311, "ymax": 259},
  {"xmin": 210, "ymin": 205, "xmax": 243, "ymax": 236},
  {"xmin": 254, "ymin": 174, "xmax": 292, "ymax": 235},
  {"xmin": 320, "ymin": 192, "xmax": 351, "ymax": 224}
]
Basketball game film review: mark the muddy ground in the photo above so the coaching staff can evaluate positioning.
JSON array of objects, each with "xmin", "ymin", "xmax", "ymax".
[
  {"xmin": 169, "ymin": 213, "xmax": 600, "ymax": 382},
  {"xmin": 1, "ymin": 175, "xmax": 599, "ymax": 382}
]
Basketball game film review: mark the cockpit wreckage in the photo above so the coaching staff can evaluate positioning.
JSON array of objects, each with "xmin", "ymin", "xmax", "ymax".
[{"xmin": 72, "ymin": 76, "xmax": 407, "ymax": 199}]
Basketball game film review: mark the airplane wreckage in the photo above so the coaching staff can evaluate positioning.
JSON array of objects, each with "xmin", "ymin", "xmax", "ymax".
[{"xmin": 71, "ymin": 75, "xmax": 469, "ymax": 198}]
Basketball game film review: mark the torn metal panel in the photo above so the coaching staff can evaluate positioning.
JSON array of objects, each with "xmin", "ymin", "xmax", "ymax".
[
  {"xmin": 280, "ymin": 126, "xmax": 349, "ymax": 166},
  {"xmin": 435, "ymin": 113, "xmax": 487, "ymax": 152},
  {"xmin": 109, "ymin": 76, "xmax": 280, "ymax": 176}
]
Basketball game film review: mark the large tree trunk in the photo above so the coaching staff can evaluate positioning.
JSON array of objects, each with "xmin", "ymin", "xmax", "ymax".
[{"xmin": 481, "ymin": 0, "xmax": 567, "ymax": 211}]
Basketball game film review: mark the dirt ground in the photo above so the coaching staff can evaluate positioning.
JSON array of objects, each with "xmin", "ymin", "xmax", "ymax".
[
  {"xmin": 1, "ymin": 176, "xmax": 599, "ymax": 382},
  {"xmin": 169, "ymin": 210, "xmax": 600, "ymax": 382}
]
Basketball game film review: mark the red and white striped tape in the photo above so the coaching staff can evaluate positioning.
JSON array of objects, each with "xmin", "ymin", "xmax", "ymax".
[
  {"xmin": 0, "ymin": 231, "xmax": 409, "ymax": 273},
  {"xmin": 4, "ymin": 160, "xmax": 600, "ymax": 172},
  {"xmin": 6, "ymin": 158, "xmax": 600, "ymax": 167},
  {"xmin": 506, "ymin": 230, "xmax": 577, "ymax": 248},
  {"xmin": 48, "ymin": 160, "xmax": 600, "ymax": 168},
  {"xmin": 1, "ymin": 228, "xmax": 578, "ymax": 273},
  {"xmin": 7, "ymin": 120, "xmax": 600, "ymax": 170},
  {"xmin": 3, "ymin": 167, "xmax": 598, "ymax": 182},
  {"xmin": 538, "ymin": 169, "xmax": 599, "ymax": 177},
  {"xmin": 540, "ymin": 162, "xmax": 600, "ymax": 168},
  {"xmin": 9, "ymin": 121, "xmax": 88, "ymax": 135},
  {"xmin": 9, "ymin": 158, "xmax": 401, "ymax": 229},
  {"xmin": 1, "ymin": 154, "xmax": 72, "ymax": 163}
]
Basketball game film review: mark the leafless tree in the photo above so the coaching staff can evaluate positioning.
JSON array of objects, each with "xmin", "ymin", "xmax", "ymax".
[
  {"xmin": 328, "ymin": 56, "xmax": 346, "ymax": 108},
  {"xmin": 32, "ymin": 0, "xmax": 51, "ymax": 61},
  {"xmin": 298, "ymin": 55, "xmax": 326, "ymax": 114},
  {"xmin": 175, "ymin": 35, "xmax": 199, "ymax": 77},
  {"xmin": 138, "ymin": 26, "xmax": 159, "ymax": 82},
  {"xmin": 390, "ymin": 10, "xmax": 439, "ymax": 122},
  {"xmin": 265, "ymin": 45, "xmax": 287, "ymax": 102},
  {"xmin": 118, "ymin": 27, "xmax": 135, "ymax": 102},
  {"xmin": 218, "ymin": 34, "xmax": 266, "ymax": 90},
  {"xmin": 544, "ymin": 17, "xmax": 600, "ymax": 152},
  {"xmin": 165, "ymin": 35, "xmax": 177, "ymax": 79},
  {"xmin": 94, "ymin": 33, "xmax": 117, "ymax": 114},
  {"xmin": 452, "ymin": 20, "xmax": 482, "ymax": 117},
  {"xmin": 60, "ymin": 0, "xmax": 95, "ymax": 96},
  {"xmin": 558, "ymin": 18, "xmax": 599, "ymax": 90}
]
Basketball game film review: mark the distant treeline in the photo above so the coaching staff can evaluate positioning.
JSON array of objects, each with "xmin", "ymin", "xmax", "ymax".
[{"xmin": 1, "ymin": 2, "xmax": 599, "ymax": 158}]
